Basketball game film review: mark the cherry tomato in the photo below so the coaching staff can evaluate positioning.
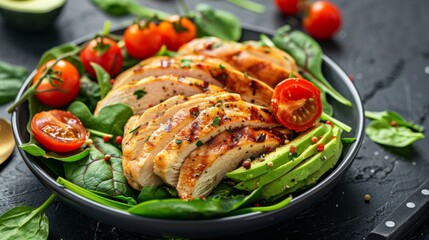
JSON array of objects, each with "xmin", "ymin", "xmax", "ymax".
[
  {"xmin": 158, "ymin": 16, "xmax": 197, "ymax": 51},
  {"xmin": 79, "ymin": 37, "xmax": 123, "ymax": 78},
  {"xmin": 124, "ymin": 21, "xmax": 163, "ymax": 59},
  {"xmin": 271, "ymin": 78, "xmax": 322, "ymax": 132},
  {"xmin": 31, "ymin": 110, "xmax": 89, "ymax": 152},
  {"xmin": 303, "ymin": 1, "xmax": 342, "ymax": 40},
  {"xmin": 33, "ymin": 60, "xmax": 80, "ymax": 107},
  {"xmin": 274, "ymin": 0, "xmax": 300, "ymax": 16}
]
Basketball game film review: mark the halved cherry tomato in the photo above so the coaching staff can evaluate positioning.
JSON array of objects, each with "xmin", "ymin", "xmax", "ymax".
[
  {"xmin": 271, "ymin": 78, "xmax": 322, "ymax": 132},
  {"xmin": 158, "ymin": 16, "xmax": 197, "ymax": 51},
  {"xmin": 79, "ymin": 37, "xmax": 123, "ymax": 78},
  {"xmin": 31, "ymin": 110, "xmax": 89, "ymax": 152},
  {"xmin": 33, "ymin": 60, "xmax": 80, "ymax": 107},
  {"xmin": 303, "ymin": 1, "xmax": 342, "ymax": 40},
  {"xmin": 124, "ymin": 21, "xmax": 163, "ymax": 59}
]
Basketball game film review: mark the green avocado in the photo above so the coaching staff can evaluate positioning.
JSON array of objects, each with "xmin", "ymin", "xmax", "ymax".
[
  {"xmin": 0, "ymin": 0, "xmax": 67, "ymax": 32},
  {"xmin": 235, "ymin": 125, "xmax": 334, "ymax": 191},
  {"xmin": 259, "ymin": 127, "xmax": 342, "ymax": 200},
  {"xmin": 226, "ymin": 123, "xmax": 330, "ymax": 182}
]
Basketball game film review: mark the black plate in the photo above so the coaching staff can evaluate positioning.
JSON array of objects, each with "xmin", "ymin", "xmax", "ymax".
[{"xmin": 11, "ymin": 27, "xmax": 364, "ymax": 238}]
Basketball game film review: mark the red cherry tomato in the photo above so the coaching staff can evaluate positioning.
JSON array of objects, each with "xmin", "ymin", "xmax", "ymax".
[
  {"xmin": 31, "ymin": 110, "xmax": 89, "ymax": 152},
  {"xmin": 303, "ymin": 1, "xmax": 342, "ymax": 40},
  {"xmin": 124, "ymin": 22, "xmax": 164, "ymax": 59},
  {"xmin": 33, "ymin": 60, "xmax": 80, "ymax": 107},
  {"xmin": 274, "ymin": 0, "xmax": 300, "ymax": 16},
  {"xmin": 79, "ymin": 37, "xmax": 123, "ymax": 78},
  {"xmin": 158, "ymin": 16, "xmax": 197, "ymax": 51},
  {"xmin": 271, "ymin": 78, "xmax": 322, "ymax": 132}
]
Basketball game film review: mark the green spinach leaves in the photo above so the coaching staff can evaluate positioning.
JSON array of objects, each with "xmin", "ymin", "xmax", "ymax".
[
  {"xmin": 64, "ymin": 137, "xmax": 133, "ymax": 198},
  {"xmin": 0, "ymin": 61, "xmax": 28, "ymax": 105},
  {"xmin": 0, "ymin": 195, "xmax": 55, "ymax": 240},
  {"xmin": 365, "ymin": 111, "xmax": 425, "ymax": 147}
]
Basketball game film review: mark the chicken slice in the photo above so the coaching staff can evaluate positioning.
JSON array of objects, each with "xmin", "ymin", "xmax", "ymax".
[
  {"xmin": 123, "ymin": 93, "xmax": 242, "ymax": 190},
  {"xmin": 177, "ymin": 127, "xmax": 284, "ymax": 200},
  {"xmin": 178, "ymin": 37, "xmax": 302, "ymax": 87},
  {"xmin": 153, "ymin": 101, "xmax": 280, "ymax": 186},
  {"xmin": 94, "ymin": 75, "xmax": 223, "ymax": 115},
  {"xmin": 111, "ymin": 55, "xmax": 274, "ymax": 108},
  {"xmin": 113, "ymin": 55, "xmax": 234, "ymax": 89}
]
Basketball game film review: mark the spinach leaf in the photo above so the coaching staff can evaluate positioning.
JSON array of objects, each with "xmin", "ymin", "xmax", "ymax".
[
  {"xmin": 20, "ymin": 142, "xmax": 90, "ymax": 162},
  {"xmin": 227, "ymin": 195, "xmax": 292, "ymax": 216},
  {"xmin": 75, "ymin": 75, "xmax": 101, "ymax": 112},
  {"xmin": 366, "ymin": 120, "xmax": 424, "ymax": 147},
  {"xmin": 57, "ymin": 177, "xmax": 133, "ymax": 210},
  {"xmin": 138, "ymin": 186, "xmax": 177, "ymax": 202},
  {"xmin": 365, "ymin": 111, "xmax": 424, "ymax": 132},
  {"xmin": 272, "ymin": 25, "xmax": 352, "ymax": 107},
  {"xmin": 0, "ymin": 194, "xmax": 55, "ymax": 240},
  {"xmin": 90, "ymin": 62, "xmax": 112, "ymax": 99},
  {"xmin": 128, "ymin": 188, "xmax": 260, "ymax": 219},
  {"xmin": 192, "ymin": 4, "xmax": 241, "ymax": 41},
  {"xmin": 0, "ymin": 61, "xmax": 28, "ymax": 105},
  {"xmin": 365, "ymin": 111, "xmax": 425, "ymax": 147},
  {"xmin": 63, "ymin": 137, "xmax": 134, "ymax": 198},
  {"xmin": 67, "ymin": 101, "xmax": 133, "ymax": 137},
  {"xmin": 91, "ymin": 0, "xmax": 169, "ymax": 19}
]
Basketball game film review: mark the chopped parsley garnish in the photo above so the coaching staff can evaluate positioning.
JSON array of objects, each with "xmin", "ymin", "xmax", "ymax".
[
  {"xmin": 175, "ymin": 139, "xmax": 183, "ymax": 144},
  {"xmin": 211, "ymin": 41, "xmax": 223, "ymax": 49},
  {"xmin": 196, "ymin": 140, "xmax": 203, "ymax": 147},
  {"xmin": 129, "ymin": 125, "xmax": 141, "ymax": 134},
  {"xmin": 244, "ymin": 71, "xmax": 249, "ymax": 78},
  {"xmin": 133, "ymin": 89, "xmax": 147, "ymax": 100},
  {"xmin": 212, "ymin": 116, "xmax": 220, "ymax": 127},
  {"xmin": 180, "ymin": 59, "xmax": 193, "ymax": 68},
  {"xmin": 219, "ymin": 64, "xmax": 225, "ymax": 70}
]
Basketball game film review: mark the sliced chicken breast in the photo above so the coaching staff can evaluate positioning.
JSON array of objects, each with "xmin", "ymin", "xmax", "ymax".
[
  {"xmin": 123, "ymin": 93, "xmax": 242, "ymax": 190},
  {"xmin": 153, "ymin": 101, "xmax": 280, "ymax": 186},
  {"xmin": 114, "ymin": 55, "xmax": 234, "ymax": 89},
  {"xmin": 177, "ymin": 127, "xmax": 284, "ymax": 200},
  {"xmin": 178, "ymin": 37, "xmax": 302, "ymax": 87},
  {"xmin": 112, "ymin": 55, "xmax": 274, "ymax": 108},
  {"xmin": 94, "ymin": 75, "xmax": 223, "ymax": 115}
]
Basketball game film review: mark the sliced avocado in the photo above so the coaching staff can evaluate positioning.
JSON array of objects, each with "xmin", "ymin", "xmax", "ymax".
[
  {"xmin": 226, "ymin": 123, "xmax": 330, "ymax": 182},
  {"xmin": 235, "ymin": 125, "xmax": 334, "ymax": 191},
  {"xmin": 0, "ymin": 0, "xmax": 66, "ymax": 32},
  {"xmin": 260, "ymin": 127, "xmax": 342, "ymax": 200},
  {"xmin": 265, "ymin": 140, "xmax": 343, "ymax": 203}
]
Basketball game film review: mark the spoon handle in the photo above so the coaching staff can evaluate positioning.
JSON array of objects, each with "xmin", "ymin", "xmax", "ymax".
[{"xmin": 367, "ymin": 179, "xmax": 429, "ymax": 240}]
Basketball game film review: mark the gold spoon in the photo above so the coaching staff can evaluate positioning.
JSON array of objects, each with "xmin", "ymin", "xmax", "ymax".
[{"xmin": 0, "ymin": 118, "xmax": 15, "ymax": 164}]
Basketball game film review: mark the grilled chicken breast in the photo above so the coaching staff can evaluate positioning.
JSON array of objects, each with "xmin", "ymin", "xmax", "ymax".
[
  {"xmin": 177, "ymin": 127, "xmax": 285, "ymax": 200},
  {"xmin": 153, "ymin": 101, "xmax": 280, "ymax": 186},
  {"xmin": 111, "ymin": 55, "xmax": 274, "ymax": 108},
  {"xmin": 94, "ymin": 75, "xmax": 223, "ymax": 115},
  {"xmin": 113, "ymin": 55, "xmax": 234, "ymax": 89},
  {"xmin": 178, "ymin": 37, "xmax": 302, "ymax": 87},
  {"xmin": 123, "ymin": 93, "xmax": 242, "ymax": 190}
]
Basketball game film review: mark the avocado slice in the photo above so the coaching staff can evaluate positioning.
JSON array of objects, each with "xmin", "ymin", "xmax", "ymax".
[
  {"xmin": 0, "ymin": 0, "xmax": 66, "ymax": 32},
  {"xmin": 235, "ymin": 125, "xmax": 334, "ymax": 191},
  {"xmin": 265, "ymin": 138, "xmax": 343, "ymax": 202},
  {"xmin": 226, "ymin": 123, "xmax": 330, "ymax": 182},
  {"xmin": 259, "ymin": 127, "xmax": 342, "ymax": 200}
]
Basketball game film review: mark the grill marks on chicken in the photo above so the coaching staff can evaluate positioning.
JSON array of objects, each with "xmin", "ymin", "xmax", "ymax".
[
  {"xmin": 177, "ymin": 37, "xmax": 302, "ymax": 87},
  {"xmin": 122, "ymin": 92, "xmax": 242, "ymax": 189},
  {"xmin": 110, "ymin": 55, "xmax": 274, "ymax": 108},
  {"xmin": 177, "ymin": 127, "xmax": 284, "ymax": 200},
  {"xmin": 94, "ymin": 75, "xmax": 223, "ymax": 115},
  {"xmin": 153, "ymin": 101, "xmax": 280, "ymax": 187}
]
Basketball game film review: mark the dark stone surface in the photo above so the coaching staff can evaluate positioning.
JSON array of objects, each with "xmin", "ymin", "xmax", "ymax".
[{"xmin": 1, "ymin": 0, "xmax": 429, "ymax": 239}]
